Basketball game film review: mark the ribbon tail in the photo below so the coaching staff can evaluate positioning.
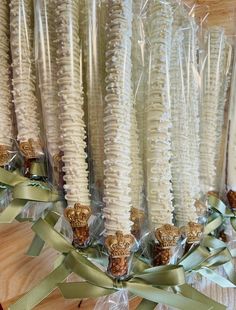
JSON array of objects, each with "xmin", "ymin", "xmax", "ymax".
[
  {"xmin": 222, "ymin": 261, "xmax": 236, "ymax": 285},
  {"xmin": 27, "ymin": 235, "xmax": 45, "ymax": 257},
  {"xmin": 58, "ymin": 282, "xmax": 115, "ymax": 299},
  {"xmin": 0, "ymin": 199, "xmax": 26, "ymax": 223},
  {"xmin": 27, "ymin": 210, "xmax": 62, "ymax": 257},
  {"xmin": 198, "ymin": 267, "xmax": 236, "ymax": 288},
  {"xmin": 9, "ymin": 258, "xmax": 71, "ymax": 310},
  {"xmin": 126, "ymin": 283, "xmax": 213, "ymax": 310},
  {"xmin": 136, "ymin": 299, "xmax": 157, "ymax": 310},
  {"xmin": 230, "ymin": 217, "xmax": 236, "ymax": 231},
  {"xmin": 177, "ymin": 284, "xmax": 226, "ymax": 310}
]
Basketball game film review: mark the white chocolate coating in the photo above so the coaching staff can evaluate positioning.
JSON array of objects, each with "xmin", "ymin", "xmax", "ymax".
[
  {"xmin": 146, "ymin": 0, "xmax": 174, "ymax": 230},
  {"xmin": 170, "ymin": 28, "xmax": 199, "ymax": 227},
  {"xmin": 0, "ymin": 1, "xmax": 13, "ymax": 148},
  {"xmin": 10, "ymin": 0, "xmax": 41, "ymax": 147},
  {"xmin": 35, "ymin": 0, "xmax": 61, "ymax": 161},
  {"xmin": 103, "ymin": 0, "xmax": 133, "ymax": 236},
  {"xmin": 200, "ymin": 27, "xmax": 228, "ymax": 193},
  {"xmin": 56, "ymin": 0, "xmax": 90, "ymax": 207}
]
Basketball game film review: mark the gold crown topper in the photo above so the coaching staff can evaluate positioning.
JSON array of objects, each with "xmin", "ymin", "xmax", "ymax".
[
  {"xmin": 227, "ymin": 190, "xmax": 236, "ymax": 210},
  {"xmin": 180, "ymin": 222, "xmax": 203, "ymax": 244},
  {"xmin": 155, "ymin": 224, "xmax": 180, "ymax": 248},
  {"xmin": 195, "ymin": 200, "xmax": 207, "ymax": 217},
  {"xmin": 0, "ymin": 145, "xmax": 10, "ymax": 166},
  {"xmin": 65, "ymin": 203, "xmax": 92, "ymax": 228},
  {"xmin": 19, "ymin": 138, "xmax": 42, "ymax": 159},
  {"xmin": 105, "ymin": 231, "xmax": 135, "ymax": 258},
  {"xmin": 130, "ymin": 207, "xmax": 145, "ymax": 223}
]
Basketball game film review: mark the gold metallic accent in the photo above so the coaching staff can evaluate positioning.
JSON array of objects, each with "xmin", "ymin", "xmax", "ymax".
[
  {"xmin": 19, "ymin": 138, "xmax": 41, "ymax": 159},
  {"xmin": 180, "ymin": 222, "xmax": 203, "ymax": 244},
  {"xmin": 65, "ymin": 203, "xmax": 92, "ymax": 246},
  {"xmin": 65, "ymin": 203, "xmax": 92, "ymax": 228},
  {"xmin": 130, "ymin": 207, "xmax": 145, "ymax": 239},
  {"xmin": 0, "ymin": 145, "xmax": 10, "ymax": 166},
  {"xmin": 105, "ymin": 231, "xmax": 135, "ymax": 278},
  {"xmin": 207, "ymin": 191, "xmax": 219, "ymax": 198},
  {"xmin": 155, "ymin": 224, "xmax": 180, "ymax": 248},
  {"xmin": 195, "ymin": 199, "xmax": 207, "ymax": 217}
]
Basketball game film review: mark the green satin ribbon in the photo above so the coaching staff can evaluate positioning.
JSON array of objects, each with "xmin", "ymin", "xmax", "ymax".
[
  {"xmin": 0, "ymin": 167, "xmax": 61, "ymax": 223},
  {"xmin": 207, "ymin": 195, "xmax": 236, "ymax": 232},
  {"xmin": 9, "ymin": 214, "xmax": 227, "ymax": 310}
]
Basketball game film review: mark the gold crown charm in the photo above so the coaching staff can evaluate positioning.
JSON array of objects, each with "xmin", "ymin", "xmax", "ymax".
[
  {"xmin": 154, "ymin": 225, "xmax": 180, "ymax": 266},
  {"xmin": 105, "ymin": 231, "xmax": 135, "ymax": 278},
  {"xmin": 195, "ymin": 200, "xmax": 206, "ymax": 217},
  {"xmin": 130, "ymin": 207, "xmax": 145, "ymax": 239},
  {"xmin": 227, "ymin": 190, "xmax": 236, "ymax": 210},
  {"xmin": 65, "ymin": 203, "xmax": 92, "ymax": 247},
  {"xmin": 0, "ymin": 145, "xmax": 10, "ymax": 166},
  {"xmin": 155, "ymin": 224, "xmax": 180, "ymax": 248},
  {"xmin": 180, "ymin": 222, "xmax": 203, "ymax": 244},
  {"xmin": 105, "ymin": 231, "xmax": 135, "ymax": 258},
  {"xmin": 19, "ymin": 138, "xmax": 41, "ymax": 159},
  {"xmin": 65, "ymin": 203, "xmax": 92, "ymax": 228}
]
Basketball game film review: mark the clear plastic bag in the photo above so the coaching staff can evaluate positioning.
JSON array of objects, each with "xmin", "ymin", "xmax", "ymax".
[
  {"xmin": 10, "ymin": 0, "xmax": 44, "ymax": 163},
  {"xmin": 34, "ymin": 0, "xmax": 62, "ymax": 187}
]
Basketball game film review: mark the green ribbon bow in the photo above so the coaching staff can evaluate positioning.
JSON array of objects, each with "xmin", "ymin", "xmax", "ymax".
[
  {"xmin": 0, "ymin": 167, "xmax": 61, "ymax": 223},
  {"xmin": 9, "ymin": 213, "xmax": 228, "ymax": 310},
  {"xmin": 207, "ymin": 195, "xmax": 236, "ymax": 232}
]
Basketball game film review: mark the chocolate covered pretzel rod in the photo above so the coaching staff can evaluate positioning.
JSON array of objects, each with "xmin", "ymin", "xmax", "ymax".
[
  {"xmin": 146, "ymin": 0, "xmax": 180, "ymax": 265},
  {"xmin": 10, "ymin": 0, "xmax": 42, "ymax": 162},
  {"xmin": 200, "ymin": 27, "xmax": 229, "ymax": 194},
  {"xmin": 103, "ymin": 0, "xmax": 134, "ymax": 278},
  {"xmin": 56, "ymin": 0, "xmax": 91, "ymax": 247}
]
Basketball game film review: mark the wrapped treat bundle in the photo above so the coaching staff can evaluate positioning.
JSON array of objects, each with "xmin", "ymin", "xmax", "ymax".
[
  {"xmin": 103, "ymin": 0, "xmax": 134, "ymax": 278},
  {"xmin": 200, "ymin": 27, "xmax": 231, "ymax": 195},
  {"xmin": 170, "ymin": 7, "xmax": 203, "ymax": 250},
  {"xmin": 56, "ymin": 0, "xmax": 92, "ymax": 247},
  {"xmin": 10, "ymin": 0, "xmax": 43, "ymax": 170},
  {"xmin": 0, "ymin": 1, "xmax": 14, "ymax": 167},
  {"xmin": 146, "ymin": 0, "xmax": 180, "ymax": 265},
  {"xmin": 35, "ymin": 0, "xmax": 62, "ymax": 185},
  {"xmin": 1, "ymin": 1, "xmax": 236, "ymax": 309}
]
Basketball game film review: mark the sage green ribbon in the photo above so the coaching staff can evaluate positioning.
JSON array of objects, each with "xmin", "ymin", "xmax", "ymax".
[
  {"xmin": 0, "ymin": 167, "xmax": 61, "ymax": 223},
  {"xmin": 9, "ymin": 214, "xmax": 227, "ymax": 310},
  {"xmin": 207, "ymin": 195, "xmax": 236, "ymax": 232}
]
